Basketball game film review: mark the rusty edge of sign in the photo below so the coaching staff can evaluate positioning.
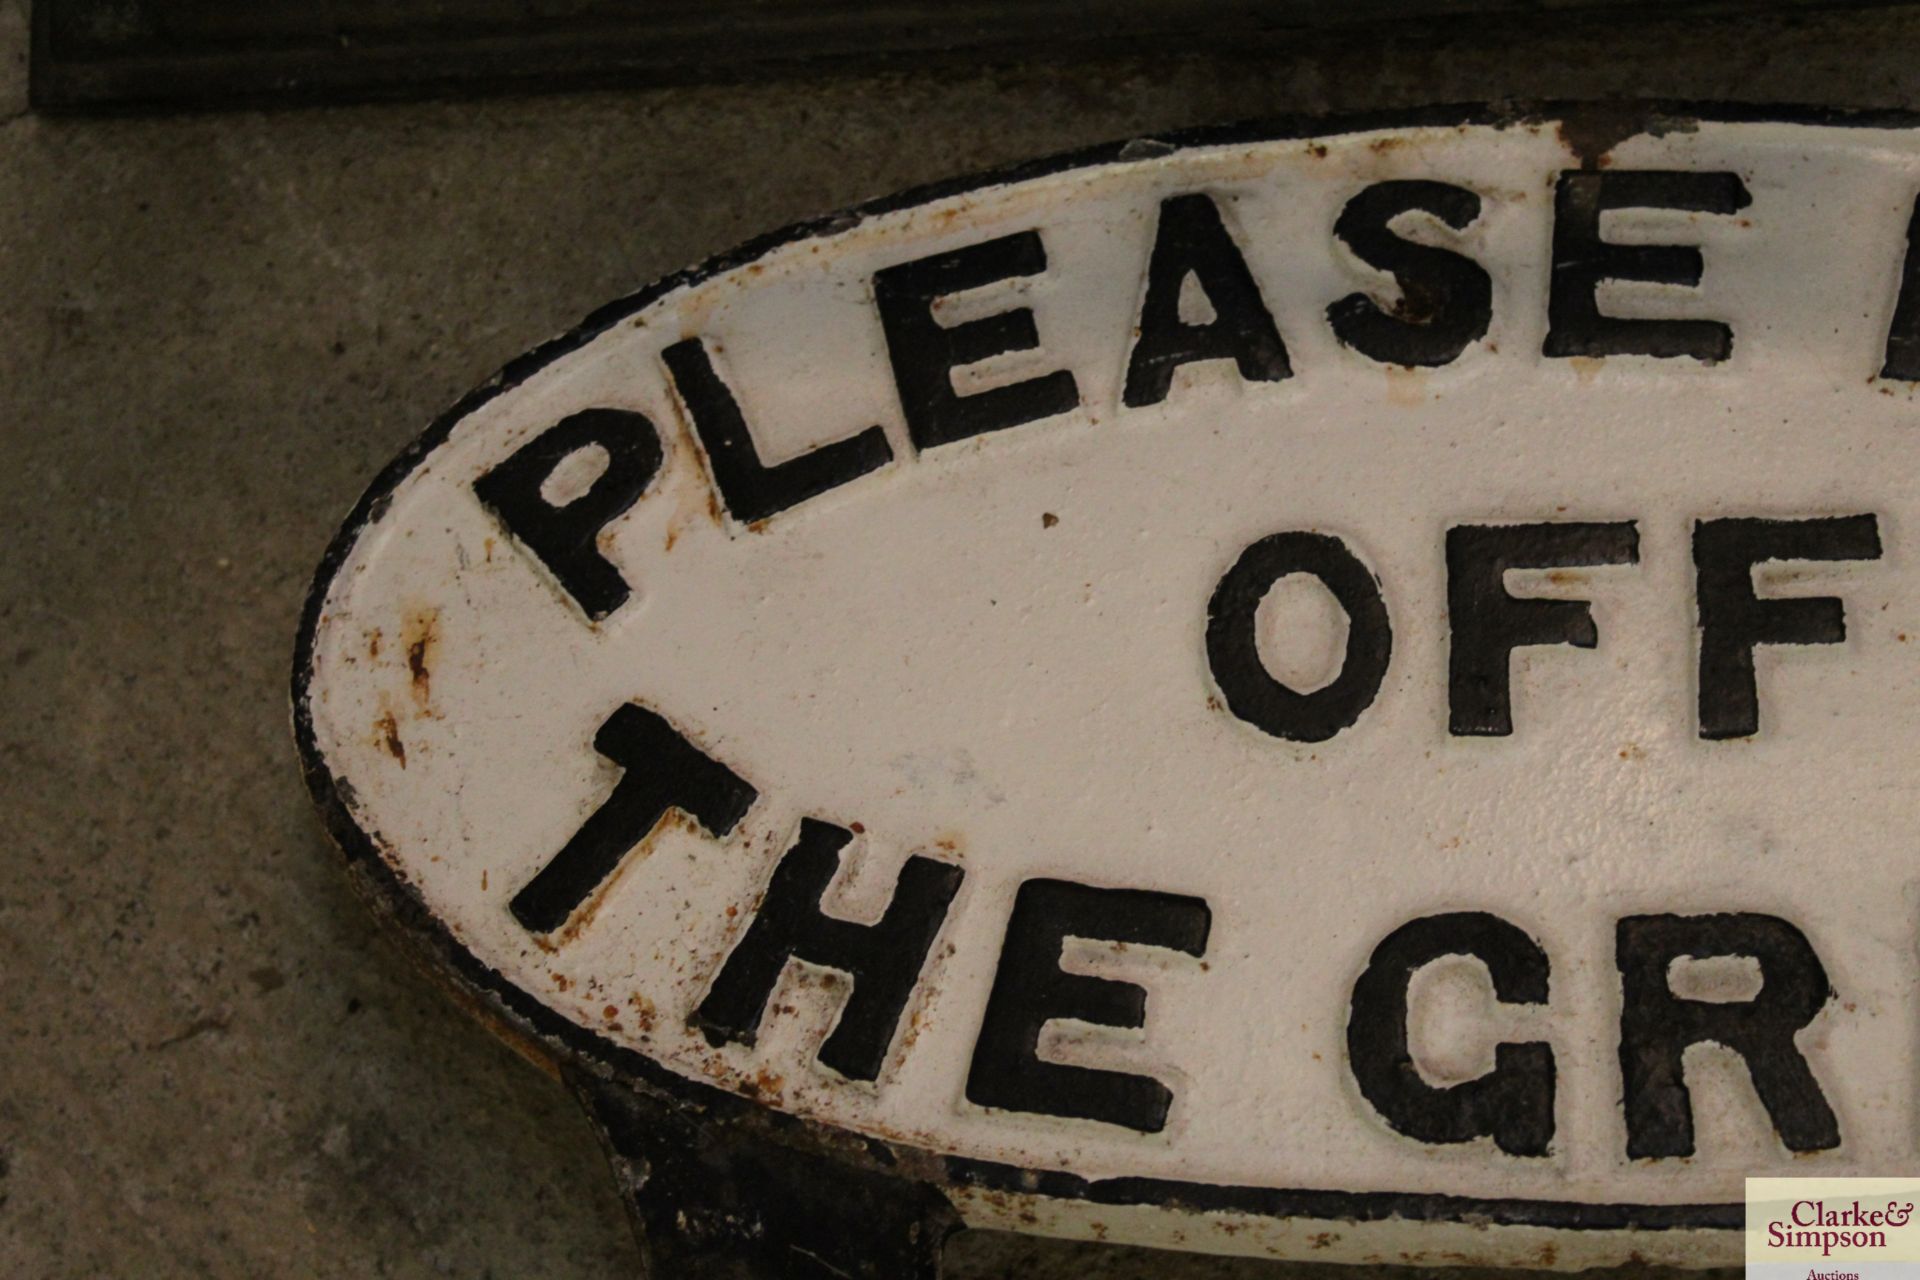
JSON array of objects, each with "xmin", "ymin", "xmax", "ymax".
[{"xmin": 289, "ymin": 99, "xmax": 1905, "ymax": 1245}]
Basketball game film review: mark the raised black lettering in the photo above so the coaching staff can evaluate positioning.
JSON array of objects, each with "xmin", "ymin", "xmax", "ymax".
[
  {"xmin": 1328, "ymin": 180, "xmax": 1492, "ymax": 368},
  {"xmin": 1543, "ymin": 170, "xmax": 1751, "ymax": 362},
  {"xmin": 1123, "ymin": 192, "xmax": 1291, "ymax": 406},
  {"xmin": 1694, "ymin": 515, "xmax": 1881, "ymax": 739},
  {"xmin": 510, "ymin": 703, "xmax": 757, "ymax": 934},
  {"xmin": 472, "ymin": 408, "xmax": 663, "ymax": 621},
  {"xmin": 872, "ymin": 231, "xmax": 1080, "ymax": 449},
  {"xmin": 966, "ymin": 879, "xmax": 1210, "ymax": 1133},
  {"xmin": 1618, "ymin": 913, "xmax": 1839, "ymax": 1159},
  {"xmin": 1347, "ymin": 912, "xmax": 1555, "ymax": 1157},
  {"xmin": 1448, "ymin": 521, "xmax": 1640, "ymax": 736},
  {"xmin": 1881, "ymin": 194, "xmax": 1920, "ymax": 380},
  {"xmin": 1207, "ymin": 531, "xmax": 1392, "ymax": 743},
  {"xmin": 692, "ymin": 820, "xmax": 963, "ymax": 1082},
  {"xmin": 661, "ymin": 337, "xmax": 892, "ymax": 524}
]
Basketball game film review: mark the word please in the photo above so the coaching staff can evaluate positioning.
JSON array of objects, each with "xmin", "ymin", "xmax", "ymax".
[{"xmin": 466, "ymin": 168, "xmax": 1920, "ymax": 627}]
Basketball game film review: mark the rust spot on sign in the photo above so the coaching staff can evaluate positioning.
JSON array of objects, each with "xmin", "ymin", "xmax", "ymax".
[
  {"xmin": 376, "ymin": 709, "xmax": 406, "ymax": 767},
  {"xmin": 403, "ymin": 607, "xmax": 440, "ymax": 710},
  {"xmin": 746, "ymin": 1068, "xmax": 786, "ymax": 1104}
]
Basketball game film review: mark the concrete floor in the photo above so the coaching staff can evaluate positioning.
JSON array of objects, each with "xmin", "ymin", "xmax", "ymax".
[{"xmin": 8, "ymin": 2, "xmax": 1920, "ymax": 1275}]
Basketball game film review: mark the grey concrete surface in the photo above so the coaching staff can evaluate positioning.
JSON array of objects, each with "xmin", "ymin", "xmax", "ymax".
[{"xmin": 6, "ymin": 2, "xmax": 1920, "ymax": 1276}]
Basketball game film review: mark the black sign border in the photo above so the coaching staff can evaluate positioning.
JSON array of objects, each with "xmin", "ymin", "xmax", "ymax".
[{"xmin": 291, "ymin": 101, "xmax": 1905, "ymax": 1242}]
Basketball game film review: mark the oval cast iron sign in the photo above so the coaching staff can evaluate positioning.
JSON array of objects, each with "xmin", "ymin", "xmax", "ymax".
[{"xmin": 294, "ymin": 106, "xmax": 1920, "ymax": 1273}]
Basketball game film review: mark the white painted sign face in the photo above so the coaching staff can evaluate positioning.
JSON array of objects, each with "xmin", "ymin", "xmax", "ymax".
[{"xmin": 296, "ymin": 107, "xmax": 1920, "ymax": 1269}]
